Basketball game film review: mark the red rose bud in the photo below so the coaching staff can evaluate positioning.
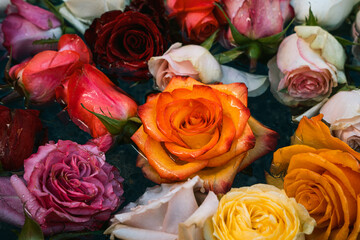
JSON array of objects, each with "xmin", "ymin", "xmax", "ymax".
[
  {"xmin": 8, "ymin": 34, "xmax": 92, "ymax": 104},
  {"xmin": 56, "ymin": 64, "xmax": 138, "ymax": 138},
  {"xmin": 84, "ymin": 11, "xmax": 165, "ymax": 81},
  {"xmin": 0, "ymin": 105, "xmax": 44, "ymax": 171}
]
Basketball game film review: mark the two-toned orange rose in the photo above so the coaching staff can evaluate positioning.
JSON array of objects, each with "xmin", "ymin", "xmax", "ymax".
[
  {"xmin": 132, "ymin": 77, "xmax": 278, "ymax": 193},
  {"xmin": 271, "ymin": 115, "xmax": 360, "ymax": 240}
]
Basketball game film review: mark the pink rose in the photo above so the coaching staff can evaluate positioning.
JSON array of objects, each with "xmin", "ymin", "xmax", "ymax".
[
  {"xmin": 268, "ymin": 26, "xmax": 347, "ymax": 107},
  {"xmin": 320, "ymin": 89, "xmax": 360, "ymax": 151},
  {"xmin": 222, "ymin": 0, "xmax": 293, "ymax": 44},
  {"xmin": 1, "ymin": 0, "xmax": 62, "ymax": 61},
  {"xmin": 9, "ymin": 34, "xmax": 91, "ymax": 104},
  {"xmin": 10, "ymin": 139, "xmax": 124, "ymax": 235}
]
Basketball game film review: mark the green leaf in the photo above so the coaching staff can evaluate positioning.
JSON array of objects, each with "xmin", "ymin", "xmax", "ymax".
[
  {"xmin": 305, "ymin": 7, "xmax": 318, "ymax": 26},
  {"xmin": 81, "ymin": 104, "xmax": 127, "ymax": 135},
  {"xmin": 335, "ymin": 36, "xmax": 360, "ymax": 46},
  {"xmin": 214, "ymin": 47, "xmax": 243, "ymax": 64},
  {"xmin": 42, "ymin": 0, "xmax": 65, "ymax": 31},
  {"xmin": 19, "ymin": 210, "xmax": 44, "ymax": 240},
  {"xmin": 214, "ymin": 2, "xmax": 250, "ymax": 45},
  {"xmin": 201, "ymin": 30, "xmax": 219, "ymax": 50},
  {"xmin": 50, "ymin": 231, "xmax": 103, "ymax": 240},
  {"xmin": 338, "ymin": 85, "xmax": 358, "ymax": 91},
  {"xmin": 258, "ymin": 18, "xmax": 294, "ymax": 44},
  {"xmin": 32, "ymin": 38, "xmax": 59, "ymax": 45}
]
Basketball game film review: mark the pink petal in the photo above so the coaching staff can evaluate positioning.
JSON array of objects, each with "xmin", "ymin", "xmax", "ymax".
[{"xmin": 10, "ymin": 0, "xmax": 60, "ymax": 30}]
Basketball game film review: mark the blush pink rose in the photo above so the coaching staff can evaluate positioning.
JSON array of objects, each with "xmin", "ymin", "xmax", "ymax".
[
  {"xmin": 268, "ymin": 26, "xmax": 347, "ymax": 107},
  {"xmin": 222, "ymin": 0, "xmax": 293, "ymax": 45},
  {"xmin": 10, "ymin": 139, "xmax": 124, "ymax": 235}
]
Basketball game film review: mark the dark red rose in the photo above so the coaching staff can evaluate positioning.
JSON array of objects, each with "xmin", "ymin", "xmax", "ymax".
[
  {"xmin": 0, "ymin": 105, "xmax": 44, "ymax": 171},
  {"xmin": 84, "ymin": 11, "xmax": 165, "ymax": 81}
]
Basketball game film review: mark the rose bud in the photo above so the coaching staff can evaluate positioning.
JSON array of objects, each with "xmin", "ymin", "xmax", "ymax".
[
  {"xmin": 1, "ymin": 0, "xmax": 62, "ymax": 61},
  {"xmin": 9, "ymin": 34, "xmax": 91, "ymax": 104},
  {"xmin": 222, "ymin": 0, "xmax": 293, "ymax": 44},
  {"xmin": 268, "ymin": 26, "xmax": 347, "ymax": 107},
  {"xmin": 84, "ymin": 10, "xmax": 166, "ymax": 81},
  {"xmin": 166, "ymin": 0, "xmax": 223, "ymax": 43},
  {"xmin": 320, "ymin": 89, "xmax": 360, "ymax": 151},
  {"xmin": 10, "ymin": 139, "xmax": 124, "ymax": 235},
  {"xmin": 0, "ymin": 105, "xmax": 44, "ymax": 171},
  {"xmin": 148, "ymin": 43, "xmax": 222, "ymax": 91},
  {"xmin": 59, "ymin": 0, "xmax": 128, "ymax": 34},
  {"xmin": 56, "ymin": 64, "xmax": 138, "ymax": 138},
  {"xmin": 291, "ymin": 0, "xmax": 357, "ymax": 31}
]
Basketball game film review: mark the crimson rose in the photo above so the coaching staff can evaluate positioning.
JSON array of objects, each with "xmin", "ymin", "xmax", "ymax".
[{"xmin": 84, "ymin": 10, "xmax": 165, "ymax": 81}]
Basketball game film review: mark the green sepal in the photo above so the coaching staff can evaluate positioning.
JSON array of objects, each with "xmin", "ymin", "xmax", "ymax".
[
  {"xmin": 305, "ymin": 7, "xmax": 318, "ymax": 26},
  {"xmin": 214, "ymin": 2, "xmax": 250, "ymax": 45},
  {"xmin": 19, "ymin": 210, "xmax": 44, "ymax": 240},
  {"xmin": 42, "ymin": 0, "xmax": 65, "ymax": 32},
  {"xmin": 81, "ymin": 104, "xmax": 141, "ymax": 137},
  {"xmin": 201, "ymin": 30, "xmax": 219, "ymax": 50},
  {"xmin": 258, "ymin": 18, "xmax": 294, "ymax": 44},
  {"xmin": 335, "ymin": 36, "xmax": 360, "ymax": 46},
  {"xmin": 214, "ymin": 47, "xmax": 243, "ymax": 64},
  {"xmin": 345, "ymin": 64, "xmax": 360, "ymax": 72},
  {"xmin": 32, "ymin": 38, "xmax": 59, "ymax": 45},
  {"xmin": 338, "ymin": 84, "xmax": 358, "ymax": 91}
]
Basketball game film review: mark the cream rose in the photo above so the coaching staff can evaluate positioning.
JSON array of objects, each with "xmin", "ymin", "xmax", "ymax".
[
  {"xmin": 291, "ymin": 0, "xmax": 359, "ymax": 30},
  {"xmin": 320, "ymin": 89, "xmax": 360, "ymax": 151},
  {"xmin": 205, "ymin": 184, "xmax": 316, "ymax": 240},
  {"xmin": 269, "ymin": 26, "xmax": 346, "ymax": 107},
  {"xmin": 148, "ymin": 43, "xmax": 222, "ymax": 91}
]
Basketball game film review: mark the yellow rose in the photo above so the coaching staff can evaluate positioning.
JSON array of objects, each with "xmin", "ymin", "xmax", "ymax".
[{"xmin": 206, "ymin": 184, "xmax": 316, "ymax": 240}]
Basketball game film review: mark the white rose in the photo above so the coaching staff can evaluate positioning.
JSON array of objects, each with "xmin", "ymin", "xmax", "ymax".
[
  {"xmin": 59, "ymin": 0, "xmax": 128, "ymax": 33},
  {"xmin": 149, "ymin": 43, "xmax": 222, "ymax": 91},
  {"xmin": 320, "ymin": 89, "xmax": 360, "ymax": 151},
  {"xmin": 291, "ymin": 0, "xmax": 359, "ymax": 30}
]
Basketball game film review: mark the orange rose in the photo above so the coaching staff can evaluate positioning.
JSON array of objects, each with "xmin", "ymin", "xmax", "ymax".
[
  {"xmin": 132, "ymin": 77, "xmax": 278, "ymax": 193},
  {"xmin": 271, "ymin": 115, "xmax": 360, "ymax": 240}
]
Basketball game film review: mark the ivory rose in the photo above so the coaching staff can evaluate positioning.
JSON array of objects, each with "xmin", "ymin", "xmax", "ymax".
[
  {"xmin": 320, "ymin": 89, "xmax": 360, "ymax": 151},
  {"xmin": 205, "ymin": 184, "xmax": 315, "ymax": 240},
  {"xmin": 10, "ymin": 139, "xmax": 124, "ymax": 235},
  {"xmin": 291, "ymin": 0, "xmax": 359, "ymax": 30},
  {"xmin": 131, "ymin": 77, "xmax": 278, "ymax": 193},
  {"xmin": 105, "ymin": 176, "xmax": 219, "ymax": 240},
  {"xmin": 268, "ymin": 26, "xmax": 346, "ymax": 107},
  {"xmin": 271, "ymin": 115, "xmax": 360, "ymax": 239},
  {"xmin": 148, "ymin": 43, "xmax": 222, "ymax": 91}
]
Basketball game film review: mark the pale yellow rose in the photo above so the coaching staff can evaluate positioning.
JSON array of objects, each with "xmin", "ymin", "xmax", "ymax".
[{"xmin": 206, "ymin": 184, "xmax": 316, "ymax": 240}]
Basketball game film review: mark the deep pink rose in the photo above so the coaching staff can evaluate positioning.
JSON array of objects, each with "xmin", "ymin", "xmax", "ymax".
[
  {"xmin": 222, "ymin": 0, "xmax": 293, "ymax": 45},
  {"xmin": 9, "ymin": 34, "xmax": 91, "ymax": 104},
  {"xmin": 10, "ymin": 139, "xmax": 124, "ymax": 235},
  {"xmin": 1, "ymin": 0, "xmax": 62, "ymax": 61}
]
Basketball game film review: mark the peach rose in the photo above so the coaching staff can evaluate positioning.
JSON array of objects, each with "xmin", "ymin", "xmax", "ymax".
[
  {"xmin": 131, "ymin": 77, "xmax": 278, "ymax": 194},
  {"xmin": 272, "ymin": 115, "xmax": 360, "ymax": 240}
]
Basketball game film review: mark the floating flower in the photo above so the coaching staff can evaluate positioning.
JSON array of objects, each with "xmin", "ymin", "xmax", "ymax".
[
  {"xmin": 105, "ymin": 176, "xmax": 219, "ymax": 240},
  {"xmin": 271, "ymin": 115, "xmax": 360, "ymax": 239},
  {"xmin": 132, "ymin": 77, "xmax": 278, "ymax": 193},
  {"xmin": 1, "ymin": 0, "xmax": 62, "ymax": 61},
  {"xmin": 268, "ymin": 26, "xmax": 346, "ymax": 107},
  {"xmin": 148, "ymin": 43, "xmax": 222, "ymax": 91},
  {"xmin": 10, "ymin": 139, "xmax": 124, "ymax": 235},
  {"xmin": 206, "ymin": 184, "xmax": 315, "ymax": 240}
]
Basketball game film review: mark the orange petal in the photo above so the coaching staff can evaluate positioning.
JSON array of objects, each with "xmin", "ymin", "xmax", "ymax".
[
  {"xmin": 211, "ymin": 82, "xmax": 248, "ymax": 107},
  {"xmin": 164, "ymin": 76, "xmax": 204, "ymax": 92},
  {"xmin": 130, "ymin": 125, "xmax": 148, "ymax": 153},
  {"xmin": 194, "ymin": 153, "xmax": 247, "ymax": 194},
  {"xmin": 164, "ymin": 127, "xmax": 220, "ymax": 160},
  {"xmin": 138, "ymin": 94, "xmax": 170, "ymax": 142},
  {"xmin": 195, "ymin": 115, "xmax": 236, "ymax": 161},
  {"xmin": 348, "ymin": 195, "xmax": 360, "ymax": 240},
  {"xmin": 293, "ymin": 115, "xmax": 360, "ymax": 161},
  {"xmin": 136, "ymin": 154, "xmax": 172, "ymax": 184},
  {"xmin": 206, "ymin": 123, "xmax": 255, "ymax": 167},
  {"xmin": 238, "ymin": 116, "xmax": 279, "ymax": 171},
  {"xmin": 144, "ymin": 136, "xmax": 208, "ymax": 180}
]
